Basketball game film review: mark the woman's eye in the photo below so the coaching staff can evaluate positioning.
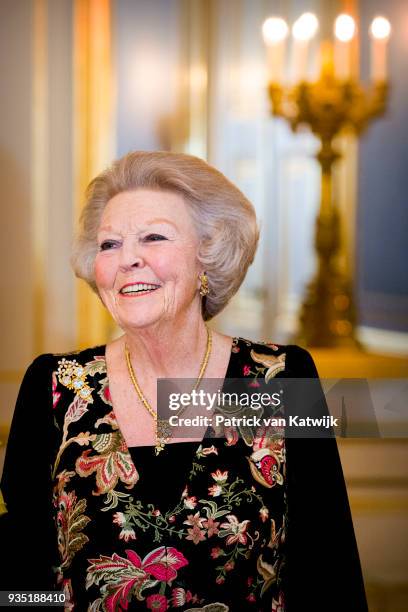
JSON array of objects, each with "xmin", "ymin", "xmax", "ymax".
[
  {"xmin": 143, "ymin": 233, "xmax": 167, "ymax": 242},
  {"xmin": 99, "ymin": 240, "xmax": 119, "ymax": 251}
]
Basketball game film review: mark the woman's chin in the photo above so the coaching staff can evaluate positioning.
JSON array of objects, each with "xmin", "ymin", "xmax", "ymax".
[{"xmin": 117, "ymin": 311, "xmax": 164, "ymax": 331}]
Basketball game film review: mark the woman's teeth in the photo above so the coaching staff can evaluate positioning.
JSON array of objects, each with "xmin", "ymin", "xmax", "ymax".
[{"xmin": 120, "ymin": 284, "xmax": 160, "ymax": 295}]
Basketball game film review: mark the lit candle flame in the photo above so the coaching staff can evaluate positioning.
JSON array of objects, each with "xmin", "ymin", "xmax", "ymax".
[
  {"xmin": 291, "ymin": 13, "xmax": 319, "ymax": 82},
  {"xmin": 370, "ymin": 16, "xmax": 391, "ymax": 40},
  {"xmin": 334, "ymin": 14, "xmax": 356, "ymax": 79},
  {"xmin": 292, "ymin": 12, "xmax": 319, "ymax": 42},
  {"xmin": 370, "ymin": 16, "xmax": 391, "ymax": 81},
  {"xmin": 262, "ymin": 17, "xmax": 289, "ymax": 82},
  {"xmin": 334, "ymin": 14, "xmax": 356, "ymax": 42},
  {"xmin": 262, "ymin": 17, "xmax": 289, "ymax": 45}
]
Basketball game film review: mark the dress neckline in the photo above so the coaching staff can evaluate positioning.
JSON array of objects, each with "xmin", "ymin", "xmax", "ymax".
[{"xmin": 100, "ymin": 336, "xmax": 241, "ymax": 452}]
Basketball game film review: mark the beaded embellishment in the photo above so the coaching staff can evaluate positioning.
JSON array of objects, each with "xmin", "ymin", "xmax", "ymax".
[{"xmin": 57, "ymin": 358, "xmax": 93, "ymax": 402}]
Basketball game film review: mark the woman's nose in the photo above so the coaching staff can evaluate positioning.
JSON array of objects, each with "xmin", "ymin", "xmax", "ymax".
[{"xmin": 119, "ymin": 238, "xmax": 145, "ymax": 270}]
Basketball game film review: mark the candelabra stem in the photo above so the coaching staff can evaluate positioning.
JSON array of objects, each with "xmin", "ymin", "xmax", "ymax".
[
  {"xmin": 295, "ymin": 138, "xmax": 360, "ymax": 347},
  {"xmin": 268, "ymin": 75, "xmax": 388, "ymax": 347}
]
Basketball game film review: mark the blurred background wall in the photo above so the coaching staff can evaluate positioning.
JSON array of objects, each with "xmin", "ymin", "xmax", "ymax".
[
  {"xmin": 357, "ymin": 0, "xmax": 408, "ymax": 343},
  {"xmin": 0, "ymin": 1, "xmax": 407, "ymax": 610}
]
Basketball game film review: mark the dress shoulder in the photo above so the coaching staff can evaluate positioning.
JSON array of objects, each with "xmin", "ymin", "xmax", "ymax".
[
  {"xmin": 21, "ymin": 352, "xmax": 55, "ymax": 377},
  {"xmin": 17, "ymin": 345, "xmax": 106, "ymax": 376},
  {"xmin": 234, "ymin": 337, "xmax": 319, "ymax": 379},
  {"xmin": 234, "ymin": 336, "xmax": 284, "ymax": 352},
  {"xmin": 48, "ymin": 344, "xmax": 106, "ymax": 361}
]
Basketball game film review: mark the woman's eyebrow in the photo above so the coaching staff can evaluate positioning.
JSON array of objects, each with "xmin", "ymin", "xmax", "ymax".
[
  {"xmin": 97, "ymin": 225, "xmax": 120, "ymax": 234},
  {"xmin": 145, "ymin": 218, "xmax": 178, "ymax": 229},
  {"xmin": 97, "ymin": 219, "xmax": 178, "ymax": 235}
]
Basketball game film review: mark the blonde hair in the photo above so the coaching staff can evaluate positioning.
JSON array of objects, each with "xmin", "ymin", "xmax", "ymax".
[{"xmin": 71, "ymin": 151, "xmax": 259, "ymax": 320}]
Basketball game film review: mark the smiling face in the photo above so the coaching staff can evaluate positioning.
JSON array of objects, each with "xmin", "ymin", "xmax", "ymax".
[{"xmin": 94, "ymin": 189, "xmax": 203, "ymax": 332}]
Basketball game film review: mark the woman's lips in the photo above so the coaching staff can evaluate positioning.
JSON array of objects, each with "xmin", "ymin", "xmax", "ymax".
[
  {"xmin": 119, "ymin": 283, "xmax": 161, "ymax": 297},
  {"xmin": 119, "ymin": 288, "xmax": 160, "ymax": 298}
]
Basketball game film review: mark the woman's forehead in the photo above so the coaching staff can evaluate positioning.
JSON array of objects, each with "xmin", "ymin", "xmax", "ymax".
[{"xmin": 99, "ymin": 189, "xmax": 195, "ymax": 232}]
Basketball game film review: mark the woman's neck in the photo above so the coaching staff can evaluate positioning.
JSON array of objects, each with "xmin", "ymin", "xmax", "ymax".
[{"xmin": 121, "ymin": 315, "xmax": 211, "ymax": 380}]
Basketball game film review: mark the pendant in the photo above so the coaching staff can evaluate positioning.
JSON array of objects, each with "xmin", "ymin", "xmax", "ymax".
[
  {"xmin": 154, "ymin": 440, "xmax": 166, "ymax": 455},
  {"xmin": 155, "ymin": 433, "xmax": 170, "ymax": 455},
  {"xmin": 157, "ymin": 418, "xmax": 172, "ymax": 440},
  {"xmin": 155, "ymin": 419, "xmax": 172, "ymax": 455}
]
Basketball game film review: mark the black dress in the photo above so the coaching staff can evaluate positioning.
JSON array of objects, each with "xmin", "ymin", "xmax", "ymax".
[{"xmin": 0, "ymin": 338, "xmax": 367, "ymax": 611}]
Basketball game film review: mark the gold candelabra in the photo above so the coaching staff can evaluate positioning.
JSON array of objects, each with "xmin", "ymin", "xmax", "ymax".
[{"xmin": 264, "ymin": 13, "xmax": 391, "ymax": 347}]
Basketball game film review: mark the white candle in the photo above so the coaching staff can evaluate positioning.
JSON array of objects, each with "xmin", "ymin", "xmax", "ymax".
[
  {"xmin": 291, "ymin": 12, "xmax": 319, "ymax": 82},
  {"xmin": 370, "ymin": 16, "xmax": 391, "ymax": 82},
  {"xmin": 371, "ymin": 39, "xmax": 387, "ymax": 81},
  {"xmin": 335, "ymin": 41, "xmax": 349, "ymax": 79},
  {"xmin": 262, "ymin": 17, "xmax": 289, "ymax": 82},
  {"xmin": 334, "ymin": 14, "xmax": 356, "ymax": 80},
  {"xmin": 291, "ymin": 40, "xmax": 308, "ymax": 82}
]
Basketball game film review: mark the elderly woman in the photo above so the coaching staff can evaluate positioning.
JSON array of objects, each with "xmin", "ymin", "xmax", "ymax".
[{"xmin": 1, "ymin": 152, "xmax": 367, "ymax": 611}]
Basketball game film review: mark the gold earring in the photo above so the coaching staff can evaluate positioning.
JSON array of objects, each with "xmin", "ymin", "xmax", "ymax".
[{"xmin": 199, "ymin": 272, "xmax": 209, "ymax": 297}]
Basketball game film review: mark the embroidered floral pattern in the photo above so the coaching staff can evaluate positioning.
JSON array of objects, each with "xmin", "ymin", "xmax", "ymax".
[
  {"xmin": 185, "ymin": 605, "xmax": 229, "ymax": 612},
  {"xmin": 247, "ymin": 428, "xmax": 285, "ymax": 489},
  {"xmin": 52, "ymin": 372, "xmax": 61, "ymax": 409},
  {"xmin": 49, "ymin": 338, "xmax": 287, "ymax": 609},
  {"xmin": 272, "ymin": 591, "xmax": 285, "ymax": 612},
  {"xmin": 249, "ymin": 351, "xmax": 286, "ymax": 383},
  {"xmin": 86, "ymin": 547, "xmax": 188, "ymax": 610},
  {"xmin": 53, "ymin": 470, "xmax": 90, "ymax": 574},
  {"xmin": 113, "ymin": 512, "xmax": 137, "ymax": 542},
  {"xmin": 75, "ymin": 428, "xmax": 138, "ymax": 495}
]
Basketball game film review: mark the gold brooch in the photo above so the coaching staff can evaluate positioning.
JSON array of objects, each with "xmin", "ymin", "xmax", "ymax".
[{"xmin": 56, "ymin": 358, "xmax": 93, "ymax": 402}]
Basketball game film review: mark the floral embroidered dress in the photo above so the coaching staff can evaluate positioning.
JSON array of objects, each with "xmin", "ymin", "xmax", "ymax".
[{"xmin": 0, "ymin": 339, "xmax": 368, "ymax": 612}]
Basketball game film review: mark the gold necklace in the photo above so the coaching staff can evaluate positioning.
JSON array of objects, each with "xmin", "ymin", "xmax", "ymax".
[{"xmin": 125, "ymin": 326, "xmax": 212, "ymax": 455}]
